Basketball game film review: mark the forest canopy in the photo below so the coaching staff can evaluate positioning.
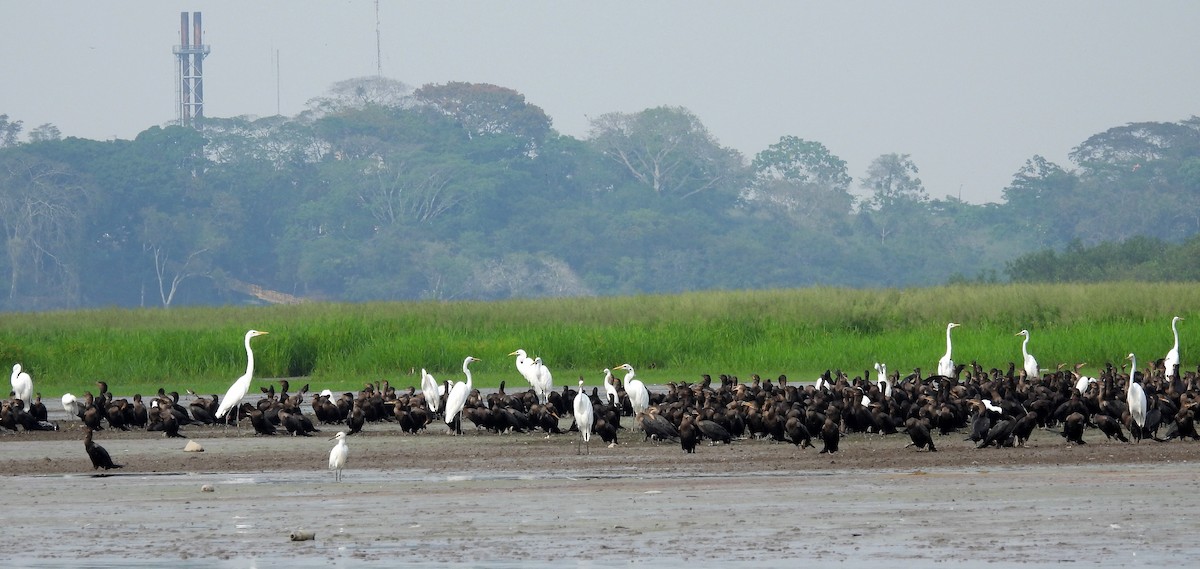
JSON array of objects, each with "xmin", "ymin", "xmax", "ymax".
[{"xmin": 1, "ymin": 77, "xmax": 1198, "ymax": 311}]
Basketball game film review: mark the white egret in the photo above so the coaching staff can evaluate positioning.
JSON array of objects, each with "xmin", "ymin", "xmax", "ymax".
[
  {"xmin": 1165, "ymin": 316, "xmax": 1184, "ymax": 379},
  {"xmin": 573, "ymin": 378, "xmax": 593, "ymax": 455},
  {"xmin": 613, "ymin": 363, "xmax": 649, "ymax": 421},
  {"xmin": 508, "ymin": 349, "xmax": 542, "ymax": 401},
  {"xmin": 1126, "ymin": 353, "xmax": 1147, "ymax": 442},
  {"xmin": 443, "ymin": 356, "xmax": 481, "ymax": 435},
  {"xmin": 420, "ymin": 368, "xmax": 440, "ymax": 414},
  {"xmin": 1071, "ymin": 363, "xmax": 1097, "ymax": 395},
  {"xmin": 534, "ymin": 356, "xmax": 553, "ymax": 405},
  {"xmin": 10, "ymin": 363, "xmax": 33, "ymax": 411},
  {"xmin": 1016, "ymin": 329, "xmax": 1039, "ymax": 380},
  {"xmin": 874, "ymin": 362, "xmax": 892, "ymax": 399},
  {"xmin": 937, "ymin": 323, "xmax": 961, "ymax": 378},
  {"xmin": 602, "ymin": 368, "xmax": 619, "ymax": 406},
  {"xmin": 328, "ymin": 431, "xmax": 348, "ymax": 482},
  {"xmin": 214, "ymin": 330, "xmax": 270, "ymax": 434},
  {"xmin": 62, "ymin": 393, "xmax": 81, "ymax": 418}
]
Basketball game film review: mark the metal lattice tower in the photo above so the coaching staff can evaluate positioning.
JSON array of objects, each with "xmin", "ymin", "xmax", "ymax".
[{"xmin": 173, "ymin": 12, "xmax": 210, "ymax": 127}]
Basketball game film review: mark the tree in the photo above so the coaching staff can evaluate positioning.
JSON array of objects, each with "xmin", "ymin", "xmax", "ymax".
[
  {"xmin": 587, "ymin": 106, "xmax": 744, "ymax": 203},
  {"xmin": 305, "ymin": 76, "xmax": 414, "ymax": 117},
  {"xmin": 28, "ymin": 124, "xmax": 61, "ymax": 143},
  {"xmin": 1001, "ymin": 155, "xmax": 1079, "ymax": 247},
  {"xmin": 860, "ymin": 153, "xmax": 927, "ymax": 244},
  {"xmin": 0, "ymin": 114, "xmax": 22, "ymax": 148},
  {"xmin": 746, "ymin": 136, "xmax": 854, "ymax": 225},
  {"xmin": 0, "ymin": 152, "xmax": 93, "ymax": 309},
  {"xmin": 414, "ymin": 82, "xmax": 552, "ymax": 156}
]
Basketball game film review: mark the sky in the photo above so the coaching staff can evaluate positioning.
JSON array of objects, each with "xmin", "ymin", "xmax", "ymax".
[{"xmin": 2, "ymin": 1, "xmax": 1198, "ymax": 204}]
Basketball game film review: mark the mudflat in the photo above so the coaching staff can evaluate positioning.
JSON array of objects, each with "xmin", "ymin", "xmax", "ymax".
[{"xmin": 2, "ymin": 416, "xmax": 1196, "ymax": 567}]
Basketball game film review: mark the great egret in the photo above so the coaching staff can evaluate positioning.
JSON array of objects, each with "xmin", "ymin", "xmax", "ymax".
[
  {"xmin": 508, "ymin": 349, "xmax": 541, "ymax": 401},
  {"xmin": 874, "ymin": 362, "xmax": 892, "ymax": 399},
  {"xmin": 1126, "ymin": 353, "xmax": 1147, "ymax": 442},
  {"xmin": 328, "ymin": 431, "xmax": 348, "ymax": 482},
  {"xmin": 533, "ymin": 357, "xmax": 553, "ymax": 405},
  {"xmin": 420, "ymin": 368, "xmax": 440, "ymax": 414},
  {"xmin": 613, "ymin": 364, "xmax": 649, "ymax": 420},
  {"xmin": 10, "ymin": 363, "xmax": 33, "ymax": 411},
  {"xmin": 1165, "ymin": 316, "xmax": 1184, "ymax": 379},
  {"xmin": 214, "ymin": 330, "xmax": 270, "ymax": 434},
  {"xmin": 573, "ymin": 378, "xmax": 593, "ymax": 454},
  {"xmin": 1016, "ymin": 329, "xmax": 1039, "ymax": 379},
  {"xmin": 602, "ymin": 368, "xmax": 619, "ymax": 406},
  {"xmin": 937, "ymin": 323, "xmax": 961, "ymax": 378},
  {"xmin": 443, "ymin": 356, "xmax": 481, "ymax": 435}
]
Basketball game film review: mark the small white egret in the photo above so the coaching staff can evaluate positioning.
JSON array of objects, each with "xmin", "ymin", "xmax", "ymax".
[
  {"xmin": 420, "ymin": 368, "xmax": 440, "ymax": 414},
  {"xmin": 938, "ymin": 323, "xmax": 961, "ymax": 378},
  {"xmin": 534, "ymin": 356, "xmax": 553, "ymax": 405},
  {"xmin": 214, "ymin": 330, "xmax": 270, "ymax": 434},
  {"xmin": 10, "ymin": 363, "xmax": 33, "ymax": 411},
  {"xmin": 1016, "ymin": 329, "xmax": 1039, "ymax": 380},
  {"xmin": 602, "ymin": 368, "xmax": 619, "ymax": 406},
  {"xmin": 573, "ymin": 378, "xmax": 593, "ymax": 455},
  {"xmin": 1126, "ymin": 353, "xmax": 1147, "ymax": 442},
  {"xmin": 61, "ymin": 393, "xmax": 81, "ymax": 418},
  {"xmin": 613, "ymin": 363, "xmax": 649, "ymax": 421},
  {"xmin": 1165, "ymin": 316, "xmax": 1184, "ymax": 379},
  {"xmin": 443, "ymin": 356, "xmax": 481, "ymax": 435},
  {"xmin": 1071, "ymin": 363, "xmax": 1097, "ymax": 395},
  {"xmin": 328, "ymin": 431, "xmax": 348, "ymax": 482}
]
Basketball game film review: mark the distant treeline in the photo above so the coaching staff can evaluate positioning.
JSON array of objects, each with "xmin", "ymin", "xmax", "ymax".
[{"xmin": 1, "ymin": 78, "xmax": 1198, "ymax": 310}]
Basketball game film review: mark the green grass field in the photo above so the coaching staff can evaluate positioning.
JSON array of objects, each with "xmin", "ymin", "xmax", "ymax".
[{"xmin": 0, "ymin": 282, "xmax": 1194, "ymax": 398}]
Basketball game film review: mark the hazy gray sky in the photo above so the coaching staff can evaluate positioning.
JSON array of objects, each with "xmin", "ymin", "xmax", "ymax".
[{"xmin": 2, "ymin": 1, "xmax": 1197, "ymax": 203}]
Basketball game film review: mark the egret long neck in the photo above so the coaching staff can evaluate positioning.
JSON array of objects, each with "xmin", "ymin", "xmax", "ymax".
[
  {"xmin": 244, "ymin": 334, "xmax": 256, "ymax": 378},
  {"xmin": 1172, "ymin": 321, "xmax": 1181, "ymax": 350},
  {"xmin": 945, "ymin": 327, "xmax": 954, "ymax": 356},
  {"xmin": 463, "ymin": 360, "xmax": 473, "ymax": 390},
  {"xmin": 1022, "ymin": 335, "xmax": 1030, "ymax": 357}
]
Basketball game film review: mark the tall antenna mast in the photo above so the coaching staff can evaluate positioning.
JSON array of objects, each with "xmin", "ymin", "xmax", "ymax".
[{"xmin": 375, "ymin": 0, "xmax": 383, "ymax": 76}]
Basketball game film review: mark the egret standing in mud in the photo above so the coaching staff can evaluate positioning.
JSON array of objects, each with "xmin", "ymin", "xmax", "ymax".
[
  {"xmin": 1126, "ymin": 353, "xmax": 1147, "ymax": 442},
  {"xmin": 328, "ymin": 431, "xmax": 348, "ymax": 482},
  {"xmin": 214, "ymin": 330, "xmax": 269, "ymax": 434},
  {"xmin": 573, "ymin": 378, "xmax": 593, "ymax": 455},
  {"xmin": 10, "ymin": 363, "xmax": 33, "ymax": 411},
  {"xmin": 444, "ymin": 357, "xmax": 481, "ymax": 435}
]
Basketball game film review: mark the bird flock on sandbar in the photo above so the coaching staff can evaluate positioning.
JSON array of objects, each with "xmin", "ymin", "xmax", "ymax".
[{"xmin": 4, "ymin": 317, "xmax": 1198, "ymax": 480}]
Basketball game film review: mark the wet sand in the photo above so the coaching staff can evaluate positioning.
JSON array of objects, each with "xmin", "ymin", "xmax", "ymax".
[{"xmin": 3, "ymin": 417, "xmax": 1198, "ymax": 567}]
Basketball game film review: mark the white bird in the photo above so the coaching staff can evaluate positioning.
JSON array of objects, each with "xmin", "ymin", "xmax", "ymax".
[
  {"xmin": 1126, "ymin": 353, "xmax": 1147, "ymax": 442},
  {"xmin": 328, "ymin": 431, "xmax": 348, "ymax": 482},
  {"xmin": 573, "ymin": 378, "xmax": 593, "ymax": 454},
  {"xmin": 1071, "ymin": 363, "xmax": 1097, "ymax": 395},
  {"xmin": 443, "ymin": 356, "xmax": 481, "ymax": 435},
  {"xmin": 420, "ymin": 368, "xmax": 440, "ymax": 414},
  {"xmin": 1165, "ymin": 316, "xmax": 1184, "ymax": 379},
  {"xmin": 613, "ymin": 363, "xmax": 649, "ymax": 421},
  {"xmin": 874, "ymin": 362, "xmax": 892, "ymax": 399},
  {"xmin": 214, "ymin": 329, "xmax": 270, "ymax": 433},
  {"xmin": 10, "ymin": 363, "xmax": 33, "ymax": 411},
  {"xmin": 938, "ymin": 323, "xmax": 961, "ymax": 378},
  {"xmin": 602, "ymin": 368, "xmax": 620, "ymax": 406},
  {"xmin": 533, "ymin": 357, "xmax": 553, "ymax": 405},
  {"xmin": 1015, "ymin": 329, "xmax": 1039, "ymax": 380},
  {"xmin": 508, "ymin": 349, "xmax": 542, "ymax": 402},
  {"xmin": 61, "ymin": 393, "xmax": 81, "ymax": 418}
]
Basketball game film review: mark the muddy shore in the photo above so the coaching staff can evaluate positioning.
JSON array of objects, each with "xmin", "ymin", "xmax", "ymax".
[{"xmin": 2, "ymin": 413, "xmax": 1197, "ymax": 566}]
